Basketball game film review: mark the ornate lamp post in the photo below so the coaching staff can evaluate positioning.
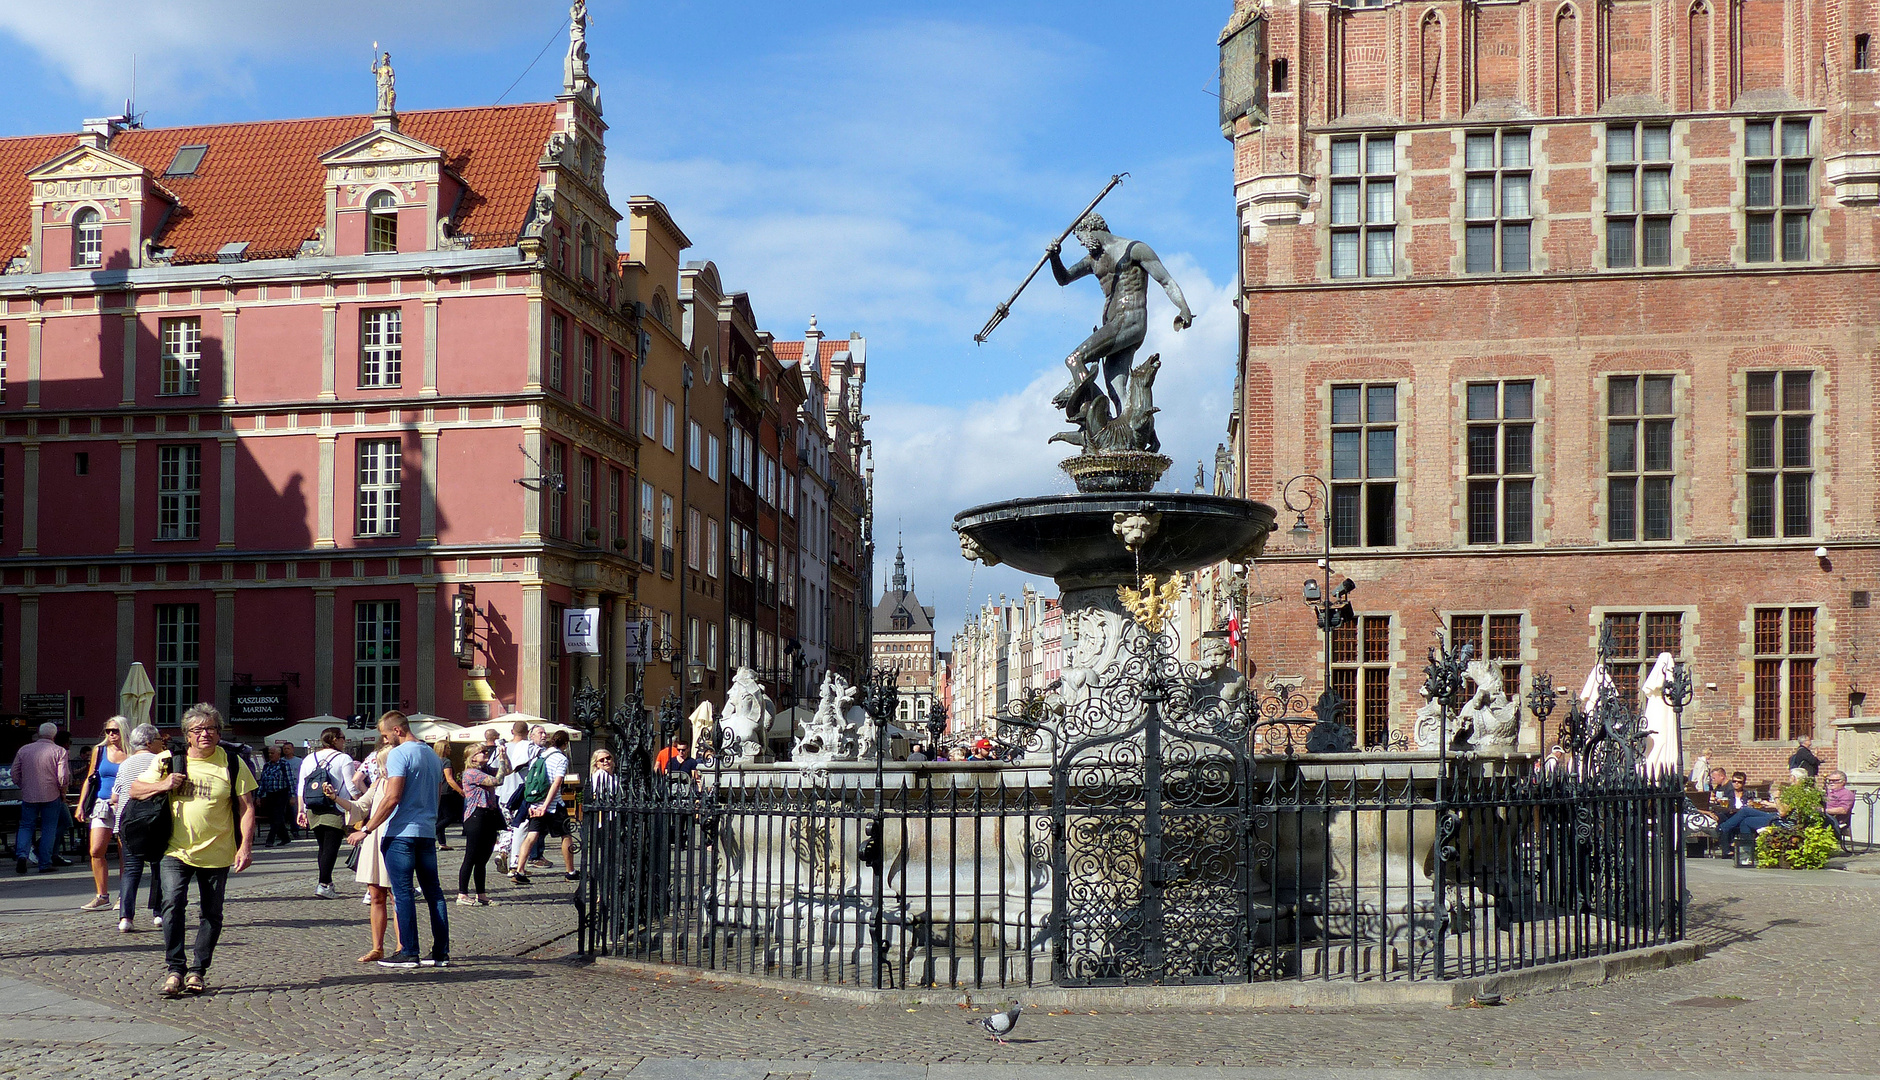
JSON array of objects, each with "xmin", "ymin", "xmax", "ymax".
[
  {"xmin": 1283, "ymin": 474, "xmax": 1356, "ymax": 740},
  {"xmin": 925, "ymin": 698, "xmax": 948, "ymax": 753},
  {"xmin": 1665, "ymin": 659, "xmax": 1695, "ymax": 779},
  {"xmin": 657, "ymin": 686, "xmax": 684, "ymax": 746}
]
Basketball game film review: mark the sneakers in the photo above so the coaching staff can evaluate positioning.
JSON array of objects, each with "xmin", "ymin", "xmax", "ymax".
[
  {"xmin": 494, "ymin": 853, "xmax": 509, "ymax": 874},
  {"xmin": 14, "ymin": 858, "xmax": 25, "ymax": 875},
  {"xmin": 420, "ymin": 957, "xmax": 449, "ymax": 968},
  {"xmin": 118, "ymin": 918, "xmax": 133, "ymax": 933},
  {"xmin": 476, "ymin": 896, "xmax": 492, "ymax": 906},
  {"xmin": 529, "ymin": 858, "xmax": 552, "ymax": 869},
  {"xmin": 376, "ymin": 953, "xmax": 421, "ymax": 969},
  {"xmin": 152, "ymin": 915, "xmax": 164, "ymax": 928},
  {"xmin": 160, "ymin": 973, "xmax": 185, "ymax": 998},
  {"xmin": 510, "ymin": 873, "xmax": 532, "ymax": 886},
  {"xmin": 314, "ymin": 883, "xmax": 336, "ymax": 899},
  {"xmin": 455, "ymin": 894, "xmax": 478, "ymax": 906},
  {"xmin": 80, "ymin": 894, "xmax": 112, "ymax": 912}
]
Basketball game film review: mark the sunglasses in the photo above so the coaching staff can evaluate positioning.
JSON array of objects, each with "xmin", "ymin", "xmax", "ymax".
[{"xmin": 104, "ymin": 729, "xmax": 122, "ymax": 735}]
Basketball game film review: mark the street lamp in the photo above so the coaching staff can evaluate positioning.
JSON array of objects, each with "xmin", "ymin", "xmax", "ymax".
[{"xmin": 1283, "ymin": 474, "xmax": 1357, "ymax": 738}]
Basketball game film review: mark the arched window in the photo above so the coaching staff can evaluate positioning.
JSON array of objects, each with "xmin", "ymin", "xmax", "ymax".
[
  {"xmin": 367, "ymin": 190, "xmax": 398, "ymax": 253},
  {"xmin": 73, "ymin": 207, "xmax": 102, "ymax": 267},
  {"xmin": 651, "ymin": 291, "xmax": 671, "ymax": 327}
]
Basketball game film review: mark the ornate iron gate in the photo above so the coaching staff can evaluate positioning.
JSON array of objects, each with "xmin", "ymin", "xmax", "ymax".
[{"xmin": 1050, "ymin": 623, "xmax": 1256, "ymax": 985}]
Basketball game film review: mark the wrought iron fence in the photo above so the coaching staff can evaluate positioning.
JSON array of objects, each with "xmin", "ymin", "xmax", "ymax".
[{"xmin": 578, "ymin": 759, "xmax": 1686, "ymax": 988}]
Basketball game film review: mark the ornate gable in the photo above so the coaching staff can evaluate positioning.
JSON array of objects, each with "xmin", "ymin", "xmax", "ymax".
[
  {"xmin": 318, "ymin": 127, "xmax": 448, "ymax": 255},
  {"xmin": 25, "ymin": 142, "xmax": 164, "ymax": 271}
]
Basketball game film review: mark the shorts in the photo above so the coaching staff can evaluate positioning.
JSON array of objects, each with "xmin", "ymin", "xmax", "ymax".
[
  {"xmin": 90, "ymin": 799, "xmax": 118, "ymax": 831},
  {"xmin": 525, "ymin": 807, "xmax": 569, "ymax": 838}
]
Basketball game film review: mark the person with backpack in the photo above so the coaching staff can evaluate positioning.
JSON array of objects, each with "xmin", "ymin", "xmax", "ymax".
[
  {"xmin": 126, "ymin": 703, "xmax": 257, "ymax": 998},
  {"xmin": 296, "ymin": 727, "xmax": 357, "ymax": 899},
  {"xmin": 492, "ymin": 721, "xmax": 533, "ymax": 875},
  {"xmin": 509, "ymin": 729, "xmax": 572, "ymax": 886},
  {"xmin": 109, "ymin": 723, "xmax": 165, "ymax": 933}
]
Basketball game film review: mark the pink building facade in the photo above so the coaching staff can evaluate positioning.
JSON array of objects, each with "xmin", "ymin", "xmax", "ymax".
[{"xmin": 0, "ymin": 51, "xmax": 647, "ymax": 734}]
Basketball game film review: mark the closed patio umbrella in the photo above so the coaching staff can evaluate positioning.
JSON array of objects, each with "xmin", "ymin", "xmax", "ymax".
[{"xmin": 119, "ymin": 663, "xmax": 155, "ymax": 726}]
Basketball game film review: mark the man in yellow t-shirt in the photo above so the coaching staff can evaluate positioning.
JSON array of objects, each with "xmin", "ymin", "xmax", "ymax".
[{"xmin": 129, "ymin": 704, "xmax": 257, "ymax": 998}]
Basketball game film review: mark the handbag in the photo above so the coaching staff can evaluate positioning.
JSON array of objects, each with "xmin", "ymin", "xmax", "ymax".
[
  {"xmin": 344, "ymin": 837, "xmax": 362, "ymax": 871},
  {"xmin": 78, "ymin": 759, "xmax": 100, "ymax": 821}
]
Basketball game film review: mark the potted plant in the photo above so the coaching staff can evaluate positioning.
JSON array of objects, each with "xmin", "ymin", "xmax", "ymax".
[{"xmin": 1754, "ymin": 777, "xmax": 1837, "ymax": 870}]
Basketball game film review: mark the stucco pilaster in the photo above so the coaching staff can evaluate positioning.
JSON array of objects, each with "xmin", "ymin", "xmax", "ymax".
[
  {"xmin": 315, "ymin": 433, "xmax": 337, "ymax": 548},
  {"xmin": 219, "ymin": 305, "xmax": 238, "ymax": 405},
  {"xmin": 313, "ymin": 588, "xmax": 335, "ymax": 716},
  {"xmin": 214, "ymin": 590, "xmax": 236, "ymax": 713},
  {"xmin": 120, "ymin": 312, "xmax": 137, "ymax": 405},
  {"xmin": 521, "ymin": 425, "xmax": 543, "ymax": 540},
  {"xmin": 25, "ymin": 315, "xmax": 41, "ymax": 408},
  {"xmin": 117, "ymin": 439, "xmax": 135, "ymax": 552},
  {"xmin": 609, "ymin": 598, "xmax": 629, "ymax": 711},
  {"xmin": 414, "ymin": 583, "xmax": 437, "ymax": 714},
  {"xmin": 218, "ymin": 437, "xmax": 237, "ymax": 549},
  {"xmin": 20, "ymin": 443, "xmax": 38, "ymax": 554},
  {"xmin": 320, "ymin": 302, "xmax": 338, "ymax": 400},
  {"xmin": 520, "ymin": 583, "xmax": 544, "ymax": 716},
  {"xmin": 422, "ymin": 296, "xmax": 440, "ymax": 396},
  {"xmin": 116, "ymin": 592, "xmax": 135, "ymax": 679},
  {"xmin": 17, "ymin": 595, "xmax": 37, "ymax": 694},
  {"xmin": 419, "ymin": 429, "xmax": 439, "ymax": 542}
]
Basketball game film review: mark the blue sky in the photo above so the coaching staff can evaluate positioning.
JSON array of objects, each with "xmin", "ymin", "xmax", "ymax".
[{"xmin": 0, "ymin": 1, "xmax": 1243, "ymax": 644}]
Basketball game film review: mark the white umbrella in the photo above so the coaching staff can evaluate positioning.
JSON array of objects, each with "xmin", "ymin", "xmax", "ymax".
[
  {"xmin": 119, "ymin": 663, "xmax": 155, "ymax": 726},
  {"xmin": 400, "ymin": 712, "xmax": 466, "ymax": 742},
  {"xmin": 443, "ymin": 713, "xmax": 584, "ymax": 743},
  {"xmin": 264, "ymin": 715, "xmax": 350, "ymax": 746},
  {"xmin": 1638, "ymin": 652, "xmax": 1681, "ymax": 777}
]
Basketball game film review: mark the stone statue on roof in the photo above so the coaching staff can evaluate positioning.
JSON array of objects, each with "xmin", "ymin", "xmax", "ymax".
[
  {"xmin": 565, "ymin": 0, "xmax": 593, "ymax": 90},
  {"xmin": 372, "ymin": 52, "xmax": 396, "ymax": 116}
]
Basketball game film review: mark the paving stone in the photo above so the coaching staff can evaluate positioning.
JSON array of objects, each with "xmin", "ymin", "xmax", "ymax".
[{"xmin": 0, "ymin": 851, "xmax": 1871, "ymax": 1075}]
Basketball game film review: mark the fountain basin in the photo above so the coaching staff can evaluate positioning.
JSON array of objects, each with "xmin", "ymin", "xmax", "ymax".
[{"xmin": 954, "ymin": 491, "xmax": 1276, "ymax": 590}]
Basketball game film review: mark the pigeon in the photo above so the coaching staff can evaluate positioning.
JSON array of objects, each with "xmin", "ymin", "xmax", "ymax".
[{"xmin": 971, "ymin": 1002, "xmax": 1022, "ymax": 1044}]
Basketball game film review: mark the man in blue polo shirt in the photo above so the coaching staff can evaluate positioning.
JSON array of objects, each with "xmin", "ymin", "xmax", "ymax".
[{"xmin": 349, "ymin": 711, "xmax": 449, "ymax": 968}]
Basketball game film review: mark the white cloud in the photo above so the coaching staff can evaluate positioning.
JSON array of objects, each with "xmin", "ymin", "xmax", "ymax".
[{"xmin": 0, "ymin": 1, "xmax": 531, "ymax": 109}]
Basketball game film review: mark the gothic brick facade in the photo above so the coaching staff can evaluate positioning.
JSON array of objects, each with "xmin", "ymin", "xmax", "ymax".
[{"xmin": 1223, "ymin": 0, "xmax": 1880, "ymax": 782}]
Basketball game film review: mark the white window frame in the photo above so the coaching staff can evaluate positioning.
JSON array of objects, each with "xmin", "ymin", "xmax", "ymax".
[
  {"xmin": 360, "ymin": 308, "xmax": 403, "ymax": 388},
  {"xmin": 157, "ymin": 444, "xmax": 202, "ymax": 540},
  {"xmin": 159, "ymin": 317, "xmax": 201, "ymax": 396},
  {"xmin": 354, "ymin": 601, "xmax": 401, "ymax": 720},
  {"xmin": 355, "ymin": 439, "xmax": 403, "ymax": 537}
]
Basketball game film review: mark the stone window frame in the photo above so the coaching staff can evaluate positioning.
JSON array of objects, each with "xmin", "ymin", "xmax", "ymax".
[
  {"xmin": 359, "ymin": 307, "xmax": 403, "ymax": 389},
  {"xmin": 1462, "ymin": 128, "xmax": 1534, "ymax": 274},
  {"xmin": 71, "ymin": 206, "xmax": 103, "ymax": 267},
  {"xmin": 153, "ymin": 602, "xmax": 201, "ymax": 726},
  {"xmin": 353, "ymin": 599, "xmax": 402, "ymax": 721},
  {"xmin": 1738, "ymin": 366, "xmax": 1823, "ymax": 542},
  {"xmin": 1601, "ymin": 371, "xmax": 1685, "ymax": 545},
  {"xmin": 1739, "ymin": 115, "xmax": 1820, "ymax": 265},
  {"xmin": 1325, "ymin": 379, "xmax": 1406, "ymax": 550},
  {"xmin": 1587, "ymin": 605, "xmax": 1697, "ymax": 705},
  {"xmin": 1325, "ymin": 132, "xmax": 1401, "ymax": 280},
  {"xmin": 1750, "ymin": 604, "xmax": 1819, "ymax": 742},
  {"xmin": 1602, "ymin": 121, "xmax": 1678, "ymax": 270},
  {"xmin": 1463, "ymin": 378, "xmax": 1538, "ymax": 545},
  {"xmin": 156, "ymin": 442, "xmax": 202, "ymax": 541},
  {"xmin": 366, "ymin": 190, "xmax": 399, "ymax": 254},
  {"xmin": 1329, "ymin": 612, "xmax": 1395, "ymax": 748}
]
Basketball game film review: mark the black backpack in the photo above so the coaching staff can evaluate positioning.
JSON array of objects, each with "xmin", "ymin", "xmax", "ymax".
[
  {"xmin": 302, "ymin": 750, "xmax": 341, "ymax": 814},
  {"xmin": 121, "ymin": 748, "xmax": 241, "ymax": 862}
]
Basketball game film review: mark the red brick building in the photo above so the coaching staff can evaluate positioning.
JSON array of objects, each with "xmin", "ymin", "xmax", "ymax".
[
  {"xmin": 1222, "ymin": 0, "xmax": 1880, "ymax": 781},
  {"xmin": 0, "ymin": 47, "xmax": 646, "ymax": 733}
]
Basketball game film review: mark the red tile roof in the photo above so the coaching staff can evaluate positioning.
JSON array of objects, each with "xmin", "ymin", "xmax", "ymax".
[
  {"xmin": 0, "ymin": 104, "xmax": 558, "ymax": 266},
  {"xmin": 771, "ymin": 341, "xmax": 803, "ymax": 360}
]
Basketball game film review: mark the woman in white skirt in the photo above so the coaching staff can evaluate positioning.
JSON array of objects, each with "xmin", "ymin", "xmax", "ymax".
[{"xmin": 330, "ymin": 745, "xmax": 399, "ymax": 963}]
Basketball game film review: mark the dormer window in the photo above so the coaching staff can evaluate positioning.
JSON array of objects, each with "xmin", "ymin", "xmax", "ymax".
[
  {"xmin": 367, "ymin": 191, "xmax": 398, "ymax": 253},
  {"xmin": 73, "ymin": 207, "xmax": 102, "ymax": 267}
]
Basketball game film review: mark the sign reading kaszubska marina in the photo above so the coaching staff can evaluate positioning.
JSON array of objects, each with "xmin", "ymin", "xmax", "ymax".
[{"xmin": 229, "ymin": 684, "xmax": 289, "ymax": 725}]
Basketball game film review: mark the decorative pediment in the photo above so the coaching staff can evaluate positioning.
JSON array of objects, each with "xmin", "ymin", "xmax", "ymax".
[
  {"xmin": 319, "ymin": 128, "xmax": 445, "ymax": 181},
  {"xmin": 26, "ymin": 145, "xmax": 149, "ymax": 202}
]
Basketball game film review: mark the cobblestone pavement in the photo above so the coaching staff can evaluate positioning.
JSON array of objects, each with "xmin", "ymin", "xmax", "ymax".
[{"xmin": 0, "ymin": 846, "xmax": 1874, "ymax": 1077}]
